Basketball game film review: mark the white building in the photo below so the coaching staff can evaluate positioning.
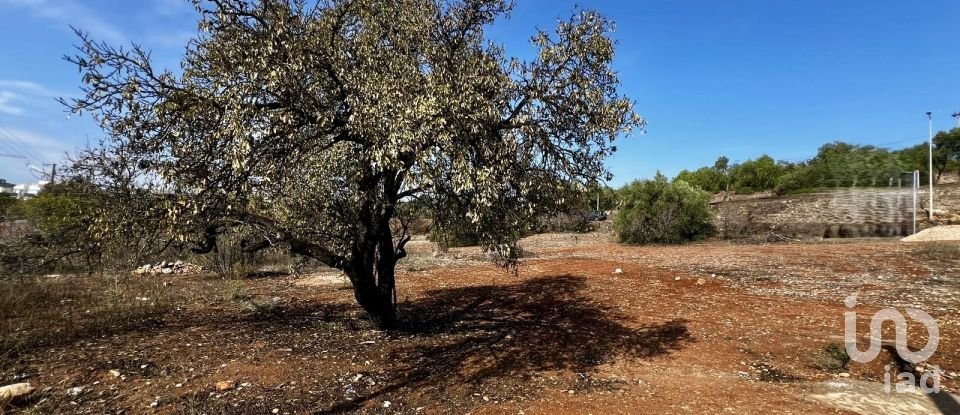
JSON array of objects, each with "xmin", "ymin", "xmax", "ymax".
[
  {"xmin": 0, "ymin": 179, "xmax": 14, "ymax": 195},
  {"xmin": 13, "ymin": 180, "xmax": 48, "ymax": 199}
]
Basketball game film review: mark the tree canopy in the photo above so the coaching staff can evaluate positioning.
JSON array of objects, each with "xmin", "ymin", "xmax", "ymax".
[
  {"xmin": 675, "ymin": 138, "xmax": 954, "ymax": 196},
  {"xmin": 933, "ymin": 128, "xmax": 960, "ymax": 181},
  {"xmin": 63, "ymin": 0, "xmax": 642, "ymax": 327}
]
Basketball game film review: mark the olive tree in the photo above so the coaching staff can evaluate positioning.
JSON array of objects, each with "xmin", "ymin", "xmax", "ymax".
[{"xmin": 64, "ymin": 0, "xmax": 643, "ymax": 328}]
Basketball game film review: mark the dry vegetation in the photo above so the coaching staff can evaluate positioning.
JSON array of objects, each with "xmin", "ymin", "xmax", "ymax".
[{"xmin": 2, "ymin": 232, "xmax": 959, "ymax": 414}]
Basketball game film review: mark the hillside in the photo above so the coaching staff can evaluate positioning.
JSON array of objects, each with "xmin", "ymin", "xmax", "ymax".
[{"xmin": 713, "ymin": 183, "xmax": 960, "ymax": 239}]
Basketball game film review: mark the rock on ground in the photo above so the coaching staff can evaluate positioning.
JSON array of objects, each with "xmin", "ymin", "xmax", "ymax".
[{"xmin": 0, "ymin": 382, "xmax": 35, "ymax": 402}]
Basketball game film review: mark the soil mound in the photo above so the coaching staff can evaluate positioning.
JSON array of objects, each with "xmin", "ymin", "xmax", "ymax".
[{"xmin": 901, "ymin": 225, "xmax": 960, "ymax": 242}]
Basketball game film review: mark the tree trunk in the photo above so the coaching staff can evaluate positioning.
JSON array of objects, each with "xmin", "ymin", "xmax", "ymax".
[
  {"xmin": 346, "ymin": 208, "xmax": 398, "ymax": 329},
  {"xmin": 348, "ymin": 251, "xmax": 397, "ymax": 328}
]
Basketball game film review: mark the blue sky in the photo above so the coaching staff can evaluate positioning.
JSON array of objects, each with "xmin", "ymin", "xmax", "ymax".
[{"xmin": 0, "ymin": 0, "xmax": 958, "ymax": 186}]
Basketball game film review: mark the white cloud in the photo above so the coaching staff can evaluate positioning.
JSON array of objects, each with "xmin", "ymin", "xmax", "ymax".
[
  {"xmin": 0, "ymin": 91, "xmax": 25, "ymax": 116},
  {"xmin": 1, "ymin": 0, "xmax": 127, "ymax": 43},
  {"xmin": 0, "ymin": 80, "xmax": 70, "ymax": 117},
  {"xmin": 0, "ymin": 80, "xmax": 62, "ymax": 98}
]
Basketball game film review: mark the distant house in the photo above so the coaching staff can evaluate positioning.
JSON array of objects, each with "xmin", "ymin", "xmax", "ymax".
[
  {"xmin": 13, "ymin": 180, "xmax": 48, "ymax": 199},
  {"xmin": 0, "ymin": 179, "xmax": 14, "ymax": 195}
]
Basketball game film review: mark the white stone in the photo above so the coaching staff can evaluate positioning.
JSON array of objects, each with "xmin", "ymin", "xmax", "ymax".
[{"xmin": 0, "ymin": 383, "xmax": 35, "ymax": 401}]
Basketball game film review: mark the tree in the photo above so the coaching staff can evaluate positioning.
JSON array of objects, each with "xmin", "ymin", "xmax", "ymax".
[
  {"xmin": 729, "ymin": 155, "xmax": 784, "ymax": 193},
  {"xmin": 714, "ymin": 156, "xmax": 732, "ymax": 199},
  {"xmin": 933, "ymin": 128, "xmax": 960, "ymax": 182},
  {"xmin": 774, "ymin": 142, "xmax": 906, "ymax": 193},
  {"xmin": 674, "ymin": 167, "xmax": 725, "ymax": 193},
  {"xmin": 63, "ymin": 0, "xmax": 643, "ymax": 328},
  {"xmin": 614, "ymin": 174, "xmax": 714, "ymax": 244},
  {"xmin": 895, "ymin": 144, "xmax": 930, "ymax": 184}
]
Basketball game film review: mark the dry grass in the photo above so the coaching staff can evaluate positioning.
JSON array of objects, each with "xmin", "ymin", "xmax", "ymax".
[
  {"xmin": 0, "ymin": 273, "xmax": 247, "ymax": 367},
  {"xmin": 914, "ymin": 241, "xmax": 960, "ymax": 262},
  {"xmin": 0, "ymin": 275, "xmax": 168, "ymax": 362}
]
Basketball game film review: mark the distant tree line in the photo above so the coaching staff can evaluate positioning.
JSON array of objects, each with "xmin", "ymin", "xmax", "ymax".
[{"xmin": 674, "ymin": 130, "xmax": 960, "ymax": 195}]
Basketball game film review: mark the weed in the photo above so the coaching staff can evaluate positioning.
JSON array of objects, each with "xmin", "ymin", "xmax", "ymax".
[{"xmin": 812, "ymin": 342, "xmax": 851, "ymax": 373}]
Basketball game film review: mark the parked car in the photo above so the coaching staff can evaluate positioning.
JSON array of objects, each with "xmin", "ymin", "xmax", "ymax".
[{"xmin": 585, "ymin": 210, "xmax": 607, "ymax": 221}]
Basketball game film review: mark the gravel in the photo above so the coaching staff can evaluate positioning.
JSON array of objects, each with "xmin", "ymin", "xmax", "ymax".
[{"xmin": 901, "ymin": 225, "xmax": 960, "ymax": 242}]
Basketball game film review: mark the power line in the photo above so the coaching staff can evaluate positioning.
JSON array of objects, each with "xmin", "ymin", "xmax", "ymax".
[
  {"xmin": 773, "ymin": 135, "xmax": 930, "ymax": 164},
  {"xmin": 0, "ymin": 130, "xmax": 36, "ymax": 163},
  {"xmin": 871, "ymin": 136, "xmax": 927, "ymax": 148},
  {"xmin": 0, "ymin": 132, "xmax": 43, "ymax": 164},
  {"xmin": 0, "ymin": 138, "xmax": 26, "ymax": 160},
  {"xmin": 0, "ymin": 123, "xmax": 47, "ymax": 164}
]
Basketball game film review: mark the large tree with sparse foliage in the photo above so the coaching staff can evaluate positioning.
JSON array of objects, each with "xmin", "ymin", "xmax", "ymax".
[{"xmin": 63, "ymin": 0, "xmax": 642, "ymax": 327}]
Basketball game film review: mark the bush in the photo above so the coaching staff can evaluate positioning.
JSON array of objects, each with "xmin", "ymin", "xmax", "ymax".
[
  {"xmin": 674, "ymin": 167, "xmax": 726, "ymax": 193},
  {"xmin": 614, "ymin": 174, "xmax": 715, "ymax": 244},
  {"xmin": 1, "ymin": 184, "xmax": 99, "ymax": 276},
  {"xmin": 197, "ymin": 230, "xmax": 264, "ymax": 278},
  {"xmin": 729, "ymin": 155, "xmax": 787, "ymax": 193},
  {"xmin": 428, "ymin": 221, "xmax": 482, "ymax": 249},
  {"xmin": 0, "ymin": 193, "xmax": 17, "ymax": 218},
  {"xmin": 812, "ymin": 342, "xmax": 851, "ymax": 373}
]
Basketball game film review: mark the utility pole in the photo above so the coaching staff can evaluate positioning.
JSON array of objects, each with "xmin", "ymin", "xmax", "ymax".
[
  {"xmin": 41, "ymin": 163, "xmax": 57, "ymax": 183},
  {"xmin": 953, "ymin": 112, "xmax": 960, "ymax": 128},
  {"xmin": 926, "ymin": 112, "xmax": 934, "ymax": 221}
]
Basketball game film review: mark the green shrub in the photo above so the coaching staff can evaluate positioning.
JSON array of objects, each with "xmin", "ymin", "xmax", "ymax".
[
  {"xmin": 730, "ymin": 155, "xmax": 787, "ymax": 193},
  {"xmin": 0, "ymin": 193, "xmax": 17, "ymax": 218},
  {"xmin": 675, "ymin": 167, "xmax": 726, "ymax": 193},
  {"xmin": 197, "ymin": 230, "xmax": 264, "ymax": 278},
  {"xmin": 428, "ymin": 221, "xmax": 482, "ymax": 249},
  {"xmin": 8, "ymin": 192, "xmax": 87, "ymax": 236},
  {"xmin": 614, "ymin": 174, "xmax": 715, "ymax": 244},
  {"xmin": 812, "ymin": 342, "xmax": 851, "ymax": 373}
]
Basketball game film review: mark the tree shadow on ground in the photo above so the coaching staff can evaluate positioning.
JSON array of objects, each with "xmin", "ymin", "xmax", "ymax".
[{"xmin": 318, "ymin": 274, "xmax": 692, "ymax": 413}]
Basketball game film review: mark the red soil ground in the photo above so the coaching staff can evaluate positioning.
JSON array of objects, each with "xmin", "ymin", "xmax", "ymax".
[{"xmin": 3, "ymin": 235, "xmax": 959, "ymax": 414}]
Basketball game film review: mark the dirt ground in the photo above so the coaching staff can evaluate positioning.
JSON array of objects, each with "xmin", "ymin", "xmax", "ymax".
[{"xmin": 3, "ymin": 233, "xmax": 960, "ymax": 414}]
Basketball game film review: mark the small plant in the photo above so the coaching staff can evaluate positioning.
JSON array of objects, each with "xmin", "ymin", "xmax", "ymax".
[
  {"xmin": 197, "ymin": 231, "xmax": 263, "ymax": 279},
  {"xmin": 813, "ymin": 342, "xmax": 851, "ymax": 373}
]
